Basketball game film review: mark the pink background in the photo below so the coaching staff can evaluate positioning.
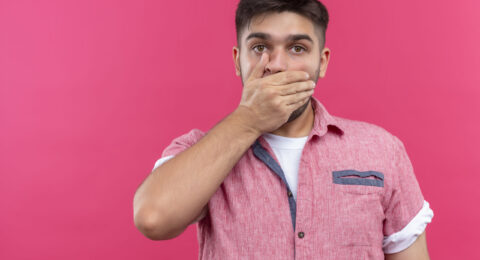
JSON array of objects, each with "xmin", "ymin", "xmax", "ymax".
[{"xmin": 1, "ymin": 0, "xmax": 479, "ymax": 259}]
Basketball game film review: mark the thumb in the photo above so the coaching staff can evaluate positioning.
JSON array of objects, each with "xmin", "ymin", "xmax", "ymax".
[{"xmin": 248, "ymin": 52, "xmax": 269, "ymax": 82}]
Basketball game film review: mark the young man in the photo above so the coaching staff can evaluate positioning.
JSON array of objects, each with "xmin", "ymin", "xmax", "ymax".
[{"xmin": 133, "ymin": 0, "xmax": 434, "ymax": 259}]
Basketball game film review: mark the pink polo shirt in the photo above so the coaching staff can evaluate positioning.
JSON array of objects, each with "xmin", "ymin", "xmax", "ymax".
[{"xmin": 156, "ymin": 96, "xmax": 433, "ymax": 259}]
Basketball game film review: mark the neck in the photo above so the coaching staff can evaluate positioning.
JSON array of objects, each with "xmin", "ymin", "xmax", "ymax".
[{"xmin": 268, "ymin": 100, "xmax": 315, "ymax": 138}]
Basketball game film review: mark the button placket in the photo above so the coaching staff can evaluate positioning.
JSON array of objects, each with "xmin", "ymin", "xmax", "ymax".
[{"xmin": 252, "ymin": 139, "xmax": 297, "ymax": 231}]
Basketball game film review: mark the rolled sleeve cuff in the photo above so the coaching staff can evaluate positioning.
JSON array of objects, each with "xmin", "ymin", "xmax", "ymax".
[
  {"xmin": 152, "ymin": 155, "xmax": 175, "ymax": 171},
  {"xmin": 383, "ymin": 200, "xmax": 434, "ymax": 254}
]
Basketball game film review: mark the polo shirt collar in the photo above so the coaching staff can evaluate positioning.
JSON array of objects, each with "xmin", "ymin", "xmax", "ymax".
[
  {"xmin": 309, "ymin": 96, "xmax": 344, "ymax": 139},
  {"xmin": 254, "ymin": 96, "xmax": 344, "ymax": 155}
]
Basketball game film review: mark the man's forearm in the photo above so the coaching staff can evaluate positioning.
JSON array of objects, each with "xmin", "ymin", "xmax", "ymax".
[{"xmin": 133, "ymin": 106, "xmax": 261, "ymax": 239}]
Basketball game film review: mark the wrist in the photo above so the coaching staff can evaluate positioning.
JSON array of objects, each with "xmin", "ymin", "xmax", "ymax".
[{"xmin": 230, "ymin": 106, "xmax": 262, "ymax": 138}]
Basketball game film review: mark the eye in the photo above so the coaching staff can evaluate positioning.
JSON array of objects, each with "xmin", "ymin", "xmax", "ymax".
[
  {"xmin": 291, "ymin": 45, "xmax": 306, "ymax": 54},
  {"xmin": 252, "ymin": 44, "xmax": 267, "ymax": 53}
]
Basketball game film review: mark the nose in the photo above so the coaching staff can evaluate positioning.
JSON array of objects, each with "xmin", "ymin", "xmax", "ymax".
[{"xmin": 264, "ymin": 49, "xmax": 288, "ymax": 76}]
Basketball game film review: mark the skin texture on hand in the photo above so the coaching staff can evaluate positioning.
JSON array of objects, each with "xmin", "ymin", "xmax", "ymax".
[
  {"xmin": 237, "ymin": 51, "xmax": 315, "ymax": 134},
  {"xmin": 232, "ymin": 11, "xmax": 331, "ymax": 137}
]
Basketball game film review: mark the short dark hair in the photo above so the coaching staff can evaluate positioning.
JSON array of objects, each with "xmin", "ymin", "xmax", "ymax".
[{"xmin": 235, "ymin": 0, "xmax": 329, "ymax": 49}]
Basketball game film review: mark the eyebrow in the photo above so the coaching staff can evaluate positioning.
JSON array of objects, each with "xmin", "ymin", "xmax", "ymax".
[{"xmin": 245, "ymin": 32, "xmax": 314, "ymax": 44}]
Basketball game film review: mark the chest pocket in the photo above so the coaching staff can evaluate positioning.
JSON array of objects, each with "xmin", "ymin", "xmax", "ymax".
[
  {"xmin": 329, "ymin": 169, "xmax": 385, "ymax": 246},
  {"xmin": 332, "ymin": 169, "xmax": 384, "ymax": 195}
]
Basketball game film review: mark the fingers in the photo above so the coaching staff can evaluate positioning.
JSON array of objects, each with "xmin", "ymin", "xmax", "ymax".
[
  {"xmin": 278, "ymin": 80, "xmax": 316, "ymax": 96},
  {"xmin": 247, "ymin": 53, "xmax": 269, "ymax": 82},
  {"xmin": 245, "ymin": 53, "xmax": 309, "ymax": 87},
  {"xmin": 266, "ymin": 71, "xmax": 310, "ymax": 86},
  {"xmin": 285, "ymin": 89, "xmax": 314, "ymax": 106}
]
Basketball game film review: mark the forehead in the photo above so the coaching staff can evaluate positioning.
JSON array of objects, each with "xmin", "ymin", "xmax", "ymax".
[{"xmin": 242, "ymin": 11, "xmax": 316, "ymax": 43}]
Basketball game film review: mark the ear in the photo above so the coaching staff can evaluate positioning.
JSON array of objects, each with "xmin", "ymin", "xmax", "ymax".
[
  {"xmin": 232, "ymin": 46, "xmax": 241, "ymax": 76},
  {"xmin": 318, "ymin": 47, "xmax": 331, "ymax": 78}
]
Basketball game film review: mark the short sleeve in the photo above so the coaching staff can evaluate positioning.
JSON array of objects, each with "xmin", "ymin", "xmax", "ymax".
[
  {"xmin": 382, "ymin": 136, "xmax": 433, "ymax": 253},
  {"xmin": 161, "ymin": 128, "xmax": 206, "ymax": 158},
  {"xmin": 152, "ymin": 155, "xmax": 175, "ymax": 171},
  {"xmin": 151, "ymin": 128, "xmax": 205, "ymax": 171}
]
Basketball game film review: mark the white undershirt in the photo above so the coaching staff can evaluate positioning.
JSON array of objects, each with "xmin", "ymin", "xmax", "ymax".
[
  {"xmin": 262, "ymin": 132, "xmax": 308, "ymax": 202},
  {"xmin": 152, "ymin": 133, "xmax": 433, "ymax": 253}
]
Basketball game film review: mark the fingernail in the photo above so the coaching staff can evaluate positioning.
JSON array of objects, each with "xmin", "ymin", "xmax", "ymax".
[{"xmin": 305, "ymin": 73, "xmax": 309, "ymax": 79}]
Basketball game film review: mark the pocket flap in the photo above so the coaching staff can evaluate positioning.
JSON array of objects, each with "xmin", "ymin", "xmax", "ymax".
[{"xmin": 332, "ymin": 170, "xmax": 384, "ymax": 187}]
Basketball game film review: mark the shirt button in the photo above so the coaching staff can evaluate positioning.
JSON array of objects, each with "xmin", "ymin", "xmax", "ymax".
[
  {"xmin": 287, "ymin": 191, "xmax": 293, "ymax": 197},
  {"xmin": 298, "ymin": 232, "xmax": 305, "ymax": 238}
]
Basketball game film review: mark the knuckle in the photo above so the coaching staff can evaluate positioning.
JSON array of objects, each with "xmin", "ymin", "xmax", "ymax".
[{"xmin": 272, "ymin": 98, "xmax": 282, "ymax": 107}]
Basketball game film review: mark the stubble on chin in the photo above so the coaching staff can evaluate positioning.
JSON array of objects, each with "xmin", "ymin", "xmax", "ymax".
[{"xmin": 285, "ymin": 96, "xmax": 311, "ymax": 124}]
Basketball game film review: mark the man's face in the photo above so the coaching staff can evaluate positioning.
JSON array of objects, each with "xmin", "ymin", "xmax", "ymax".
[{"xmin": 233, "ymin": 11, "xmax": 330, "ymax": 124}]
